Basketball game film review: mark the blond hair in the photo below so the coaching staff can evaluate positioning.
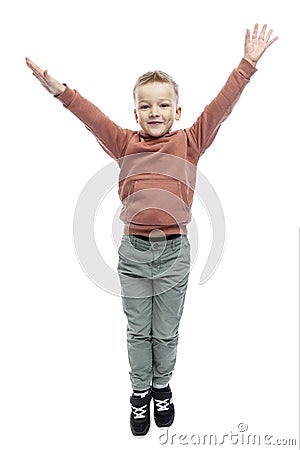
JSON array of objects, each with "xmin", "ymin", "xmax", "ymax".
[{"xmin": 133, "ymin": 70, "xmax": 179, "ymax": 104}]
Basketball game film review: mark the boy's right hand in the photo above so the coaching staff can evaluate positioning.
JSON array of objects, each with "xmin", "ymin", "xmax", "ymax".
[{"xmin": 25, "ymin": 57, "xmax": 66, "ymax": 96}]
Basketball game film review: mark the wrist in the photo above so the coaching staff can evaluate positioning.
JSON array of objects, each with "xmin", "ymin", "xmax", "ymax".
[
  {"xmin": 243, "ymin": 57, "xmax": 257, "ymax": 68},
  {"xmin": 54, "ymin": 83, "xmax": 66, "ymax": 97}
]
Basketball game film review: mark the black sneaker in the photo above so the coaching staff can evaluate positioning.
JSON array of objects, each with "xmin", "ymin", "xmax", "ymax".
[
  {"xmin": 152, "ymin": 385, "xmax": 175, "ymax": 428},
  {"xmin": 130, "ymin": 391, "xmax": 152, "ymax": 436}
]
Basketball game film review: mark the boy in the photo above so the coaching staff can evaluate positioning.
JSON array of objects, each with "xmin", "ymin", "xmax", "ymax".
[{"xmin": 26, "ymin": 23, "xmax": 278, "ymax": 437}]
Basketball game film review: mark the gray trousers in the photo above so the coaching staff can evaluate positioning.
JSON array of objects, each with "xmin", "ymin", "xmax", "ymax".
[{"xmin": 117, "ymin": 234, "xmax": 191, "ymax": 391}]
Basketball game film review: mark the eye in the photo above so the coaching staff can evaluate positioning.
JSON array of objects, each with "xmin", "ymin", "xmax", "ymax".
[
  {"xmin": 161, "ymin": 103, "xmax": 170, "ymax": 108},
  {"xmin": 140, "ymin": 105, "xmax": 149, "ymax": 110}
]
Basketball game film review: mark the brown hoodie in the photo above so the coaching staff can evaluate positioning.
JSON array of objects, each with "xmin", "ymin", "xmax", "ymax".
[{"xmin": 56, "ymin": 58, "xmax": 257, "ymax": 236}]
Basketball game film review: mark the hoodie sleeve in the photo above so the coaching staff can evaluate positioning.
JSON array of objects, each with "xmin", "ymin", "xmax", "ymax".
[
  {"xmin": 186, "ymin": 58, "xmax": 257, "ymax": 161},
  {"xmin": 55, "ymin": 86, "xmax": 133, "ymax": 160}
]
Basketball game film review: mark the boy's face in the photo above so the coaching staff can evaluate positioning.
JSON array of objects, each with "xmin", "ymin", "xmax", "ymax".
[{"xmin": 134, "ymin": 82, "xmax": 181, "ymax": 138}]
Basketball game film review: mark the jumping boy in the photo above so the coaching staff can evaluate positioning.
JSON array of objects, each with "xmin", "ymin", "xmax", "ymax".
[{"xmin": 26, "ymin": 23, "xmax": 278, "ymax": 437}]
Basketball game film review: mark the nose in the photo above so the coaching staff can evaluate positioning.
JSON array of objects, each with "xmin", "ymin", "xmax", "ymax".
[{"xmin": 149, "ymin": 106, "xmax": 160, "ymax": 117}]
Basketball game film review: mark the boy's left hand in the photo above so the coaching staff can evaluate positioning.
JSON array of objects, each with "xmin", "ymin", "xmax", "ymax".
[{"xmin": 244, "ymin": 23, "xmax": 278, "ymax": 66}]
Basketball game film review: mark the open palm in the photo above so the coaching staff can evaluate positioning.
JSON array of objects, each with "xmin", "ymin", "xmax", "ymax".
[{"xmin": 244, "ymin": 24, "xmax": 278, "ymax": 65}]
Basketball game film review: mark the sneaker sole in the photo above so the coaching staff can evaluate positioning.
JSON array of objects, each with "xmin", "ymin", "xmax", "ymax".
[
  {"xmin": 130, "ymin": 418, "xmax": 151, "ymax": 437},
  {"xmin": 154, "ymin": 415, "xmax": 174, "ymax": 428}
]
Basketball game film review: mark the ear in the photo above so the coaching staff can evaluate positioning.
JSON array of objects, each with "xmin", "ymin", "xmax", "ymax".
[
  {"xmin": 175, "ymin": 106, "xmax": 182, "ymax": 121},
  {"xmin": 134, "ymin": 108, "xmax": 139, "ymax": 123}
]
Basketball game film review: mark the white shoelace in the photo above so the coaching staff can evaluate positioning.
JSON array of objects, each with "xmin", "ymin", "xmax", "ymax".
[
  {"xmin": 154, "ymin": 398, "xmax": 173, "ymax": 412},
  {"xmin": 132, "ymin": 404, "xmax": 148, "ymax": 420}
]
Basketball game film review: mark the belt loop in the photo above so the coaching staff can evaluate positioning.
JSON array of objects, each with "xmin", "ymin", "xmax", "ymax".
[
  {"xmin": 129, "ymin": 235, "xmax": 135, "ymax": 247},
  {"xmin": 171, "ymin": 238, "xmax": 175, "ymax": 251}
]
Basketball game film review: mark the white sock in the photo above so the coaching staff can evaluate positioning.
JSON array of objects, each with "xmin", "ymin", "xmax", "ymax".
[
  {"xmin": 152, "ymin": 383, "xmax": 169, "ymax": 389},
  {"xmin": 133, "ymin": 389, "xmax": 149, "ymax": 398}
]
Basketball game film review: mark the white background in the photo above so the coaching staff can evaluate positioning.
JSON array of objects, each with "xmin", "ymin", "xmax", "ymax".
[{"xmin": 1, "ymin": 0, "xmax": 299, "ymax": 448}]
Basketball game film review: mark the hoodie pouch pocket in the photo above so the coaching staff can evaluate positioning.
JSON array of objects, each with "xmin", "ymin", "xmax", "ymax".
[{"xmin": 125, "ymin": 179, "xmax": 191, "ymax": 226}]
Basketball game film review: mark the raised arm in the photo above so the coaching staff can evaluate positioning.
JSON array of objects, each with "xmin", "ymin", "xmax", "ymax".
[
  {"xmin": 25, "ymin": 57, "xmax": 66, "ymax": 96},
  {"xmin": 187, "ymin": 24, "xmax": 278, "ymax": 161},
  {"xmin": 25, "ymin": 57, "xmax": 132, "ymax": 160}
]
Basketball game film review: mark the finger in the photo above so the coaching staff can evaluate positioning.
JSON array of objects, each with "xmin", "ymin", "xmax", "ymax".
[
  {"xmin": 43, "ymin": 70, "xmax": 57, "ymax": 86},
  {"xmin": 245, "ymin": 28, "xmax": 250, "ymax": 45},
  {"xmin": 26, "ymin": 58, "xmax": 43, "ymax": 73},
  {"xmin": 266, "ymin": 30, "xmax": 273, "ymax": 42},
  {"xmin": 32, "ymin": 72, "xmax": 52, "ymax": 91},
  {"xmin": 28, "ymin": 61, "xmax": 45, "ymax": 78},
  {"xmin": 252, "ymin": 23, "xmax": 259, "ymax": 39},
  {"xmin": 267, "ymin": 36, "xmax": 279, "ymax": 47},
  {"xmin": 259, "ymin": 24, "xmax": 267, "ymax": 40},
  {"xmin": 32, "ymin": 72, "xmax": 45, "ymax": 84},
  {"xmin": 265, "ymin": 29, "xmax": 272, "ymax": 41},
  {"xmin": 25, "ymin": 57, "xmax": 34, "ymax": 68}
]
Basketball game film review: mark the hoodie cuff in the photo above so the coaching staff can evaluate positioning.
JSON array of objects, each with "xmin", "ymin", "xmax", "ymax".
[
  {"xmin": 237, "ymin": 58, "xmax": 257, "ymax": 80},
  {"xmin": 54, "ymin": 84, "xmax": 76, "ymax": 107}
]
